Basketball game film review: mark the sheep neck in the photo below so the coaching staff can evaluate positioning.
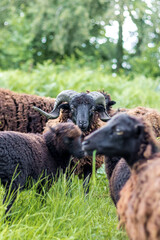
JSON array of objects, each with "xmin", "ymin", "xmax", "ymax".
[{"xmin": 127, "ymin": 137, "xmax": 159, "ymax": 168}]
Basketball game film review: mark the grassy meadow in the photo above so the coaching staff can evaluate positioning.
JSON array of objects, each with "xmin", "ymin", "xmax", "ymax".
[{"xmin": 0, "ymin": 60, "xmax": 160, "ymax": 239}]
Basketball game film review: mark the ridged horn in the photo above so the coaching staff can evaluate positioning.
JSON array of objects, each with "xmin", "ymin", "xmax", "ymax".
[
  {"xmin": 88, "ymin": 91, "xmax": 106, "ymax": 107},
  {"xmin": 88, "ymin": 91, "xmax": 111, "ymax": 122},
  {"xmin": 33, "ymin": 90, "xmax": 78, "ymax": 119}
]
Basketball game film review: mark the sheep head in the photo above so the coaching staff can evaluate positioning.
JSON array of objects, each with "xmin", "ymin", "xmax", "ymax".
[
  {"xmin": 45, "ymin": 122, "xmax": 84, "ymax": 159},
  {"xmin": 33, "ymin": 90, "xmax": 115, "ymax": 132},
  {"xmin": 83, "ymin": 113, "xmax": 158, "ymax": 166}
]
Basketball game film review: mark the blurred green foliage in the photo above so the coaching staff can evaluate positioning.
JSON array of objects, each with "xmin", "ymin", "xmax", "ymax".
[{"xmin": 0, "ymin": 0, "xmax": 160, "ymax": 77}]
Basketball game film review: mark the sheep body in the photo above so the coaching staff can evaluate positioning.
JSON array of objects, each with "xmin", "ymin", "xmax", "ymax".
[
  {"xmin": 0, "ymin": 122, "xmax": 83, "ymax": 212},
  {"xmin": 0, "ymin": 88, "xmax": 55, "ymax": 133},
  {"xmin": 117, "ymin": 155, "xmax": 160, "ymax": 240}
]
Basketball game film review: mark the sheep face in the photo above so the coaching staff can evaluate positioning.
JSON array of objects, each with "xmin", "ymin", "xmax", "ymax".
[
  {"xmin": 68, "ymin": 93, "xmax": 96, "ymax": 131},
  {"xmin": 83, "ymin": 113, "xmax": 144, "ymax": 161},
  {"xmin": 33, "ymin": 90, "xmax": 113, "ymax": 132},
  {"xmin": 49, "ymin": 122, "xmax": 84, "ymax": 159}
]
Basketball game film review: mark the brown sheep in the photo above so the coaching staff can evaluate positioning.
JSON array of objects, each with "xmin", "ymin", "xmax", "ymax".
[
  {"xmin": 34, "ymin": 90, "xmax": 116, "ymax": 186},
  {"xmin": 0, "ymin": 88, "xmax": 55, "ymax": 133},
  {"xmin": 0, "ymin": 122, "xmax": 83, "ymax": 213},
  {"xmin": 117, "ymin": 157, "xmax": 160, "ymax": 240},
  {"xmin": 83, "ymin": 113, "xmax": 160, "ymax": 240}
]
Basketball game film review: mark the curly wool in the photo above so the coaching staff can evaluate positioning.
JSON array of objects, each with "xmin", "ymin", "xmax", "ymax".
[
  {"xmin": 0, "ymin": 88, "xmax": 55, "ymax": 133},
  {"xmin": 117, "ymin": 156, "xmax": 160, "ymax": 240},
  {"xmin": 0, "ymin": 122, "xmax": 82, "ymax": 212},
  {"xmin": 117, "ymin": 119, "xmax": 160, "ymax": 240}
]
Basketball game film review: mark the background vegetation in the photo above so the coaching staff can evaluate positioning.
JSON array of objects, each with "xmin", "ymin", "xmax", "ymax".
[
  {"xmin": 0, "ymin": 0, "xmax": 160, "ymax": 239},
  {"xmin": 0, "ymin": 0, "xmax": 160, "ymax": 77}
]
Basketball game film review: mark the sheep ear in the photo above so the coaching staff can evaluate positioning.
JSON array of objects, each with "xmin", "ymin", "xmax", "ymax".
[
  {"xmin": 99, "ymin": 111, "xmax": 111, "ymax": 122},
  {"xmin": 135, "ymin": 124, "xmax": 144, "ymax": 137},
  {"xmin": 108, "ymin": 100, "xmax": 116, "ymax": 106}
]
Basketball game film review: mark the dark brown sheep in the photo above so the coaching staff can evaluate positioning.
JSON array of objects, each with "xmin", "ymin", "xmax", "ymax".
[
  {"xmin": 34, "ymin": 90, "xmax": 116, "ymax": 185},
  {"xmin": 0, "ymin": 122, "xmax": 83, "ymax": 213},
  {"xmin": 117, "ymin": 156, "xmax": 160, "ymax": 240},
  {"xmin": 83, "ymin": 113, "xmax": 160, "ymax": 240},
  {"xmin": 0, "ymin": 88, "xmax": 55, "ymax": 133}
]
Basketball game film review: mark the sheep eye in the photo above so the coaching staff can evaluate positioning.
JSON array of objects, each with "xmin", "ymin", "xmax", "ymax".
[
  {"xmin": 64, "ymin": 137, "xmax": 73, "ymax": 144},
  {"xmin": 70, "ymin": 107, "xmax": 75, "ymax": 113},
  {"xmin": 90, "ymin": 107, "xmax": 95, "ymax": 114},
  {"xmin": 115, "ymin": 128, "xmax": 124, "ymax": 135}
]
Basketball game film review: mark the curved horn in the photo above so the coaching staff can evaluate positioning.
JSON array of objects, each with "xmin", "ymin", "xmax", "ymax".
[
  {"xmin": 88, "ymin": 91, "xmax": 111, "ymax": 122},
  {"xmin": 32, "ymin": 106, "xmax": 60, "ymax": 119},
  {"xmin": 33, "ymin": 90, "xmax": 78, "ymax": 119},
  {"xmin": 88, "ymin": 91, "xmax": 106, "ymax": 107},
  {"xmin": 52, "ymin": 90, "xmax": 78, "ymax": 111}
]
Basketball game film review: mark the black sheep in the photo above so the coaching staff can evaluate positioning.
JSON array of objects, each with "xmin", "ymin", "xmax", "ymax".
[{"xmin": 0, "ymin": 122, "xmax": 83, "ymax": 213}]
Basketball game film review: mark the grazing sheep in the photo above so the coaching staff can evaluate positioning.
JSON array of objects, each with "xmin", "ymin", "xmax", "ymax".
[
  {"xmin": 33, "ymin": 90, "xmax": 116, "ymax": 184},
  {"xmin": 83, "ymin": 113, "xmax": 160, "ymax": 240},
  {"xmin": 0, "ymin": 88, "xmax": 55, "ymax": 133},
  {"xmin": 114, "ymin": 106, "xmax": 160, "ymax": 137},
  {"xmin": 0, "ymin": 122, "xmax": 83, "ymax": 213}
]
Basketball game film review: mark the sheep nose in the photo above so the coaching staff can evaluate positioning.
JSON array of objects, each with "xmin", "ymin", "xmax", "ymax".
[{"xmin": 78, "ymin": 121, "xmax": 88, "ymax": 130}]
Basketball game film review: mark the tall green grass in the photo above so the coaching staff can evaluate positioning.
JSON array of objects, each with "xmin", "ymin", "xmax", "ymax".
[{"xmin": 0, "ymin": 174, "xmax": 128, "ymax": 240}]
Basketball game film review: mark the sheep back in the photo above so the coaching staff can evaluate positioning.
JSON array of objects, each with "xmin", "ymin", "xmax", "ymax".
[{"xmin": 0, "ymin": 88, "xmax": 55, "ymax": 133}]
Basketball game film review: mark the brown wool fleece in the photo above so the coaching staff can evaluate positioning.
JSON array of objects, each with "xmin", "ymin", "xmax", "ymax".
[
  {"xmin": 0, "ymin": 88, "xmax": 55, "ymax": 133},
  {"xmin": 117, "ymin": 119, "xmax": 160, "ymax": 240},
  {"xmin": 117, "ymin": 156, "xmax": 160, "ymax": 240}
]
